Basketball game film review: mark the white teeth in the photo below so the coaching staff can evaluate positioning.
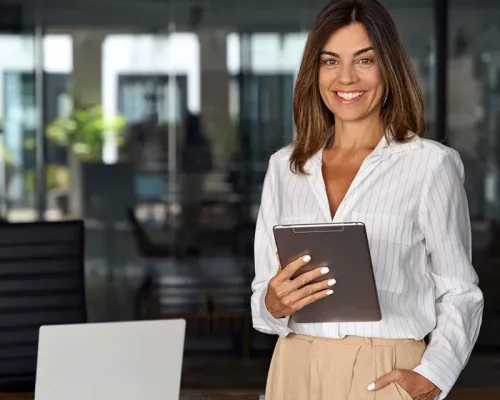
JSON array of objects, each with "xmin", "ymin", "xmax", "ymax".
[{"xmin": 336, "ymin": 91, "xmax": 364, "ymax": 100}]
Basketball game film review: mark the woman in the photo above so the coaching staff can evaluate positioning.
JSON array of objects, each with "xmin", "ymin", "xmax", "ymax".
[
  {"xmin": 178, "ymin": 113, "xmax": 212, "ymax": 255},
  {"xmin": 251, "ymin": 1, "xmax": 484, "ymax": 400}
]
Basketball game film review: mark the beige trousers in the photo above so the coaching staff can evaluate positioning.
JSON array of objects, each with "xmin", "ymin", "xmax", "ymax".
[{"xmin": 265, "ymin": 334, "xmax": 426, "ymax": 400}]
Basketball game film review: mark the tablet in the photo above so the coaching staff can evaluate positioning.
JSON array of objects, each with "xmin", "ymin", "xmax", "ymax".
[{"xmin": 273, "ymin": 222, "xmax": 381, "ymax": 324}]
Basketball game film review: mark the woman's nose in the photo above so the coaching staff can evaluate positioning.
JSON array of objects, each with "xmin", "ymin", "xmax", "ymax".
[{"xmin": 338, "ymin": 64, "xmax": 358, "ymax": 85}]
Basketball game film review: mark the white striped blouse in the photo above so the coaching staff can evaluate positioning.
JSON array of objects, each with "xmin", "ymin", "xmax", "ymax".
[{"xmin": 251, "ymin": 135, "xmax": 484, "ymax": 400}]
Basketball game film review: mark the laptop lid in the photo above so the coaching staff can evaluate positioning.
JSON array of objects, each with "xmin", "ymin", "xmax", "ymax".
[{"xmin": 34, "ymin": 319, "xmax": 186, "ymax": 400}]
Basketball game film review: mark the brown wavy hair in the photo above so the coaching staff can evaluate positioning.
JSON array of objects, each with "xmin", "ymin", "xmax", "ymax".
[{"xmin": 290, "ymin": 0, "xmax": 425, "ymax": 174}]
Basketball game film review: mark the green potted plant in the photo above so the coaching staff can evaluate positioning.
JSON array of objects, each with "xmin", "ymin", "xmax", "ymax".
[
  {"xmin": 46, "ymin": 105, "xmax": 127, "ymax": 161},
  {"xmin": 44, "ymin": 105, "xmax": 127, "ymax": 216}
]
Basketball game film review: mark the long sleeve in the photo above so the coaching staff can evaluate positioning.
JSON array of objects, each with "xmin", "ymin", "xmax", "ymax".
[
  {"xmin": 251, "ymin": 156, "xmax": 293, "ymax": 337},
  {"xmin": 414, "ymin": 150, "xmax": 484, "ymax": 399}
]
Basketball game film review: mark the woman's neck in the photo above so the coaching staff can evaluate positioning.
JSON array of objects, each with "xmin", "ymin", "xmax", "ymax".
[{"xmin": 331, "ymin": 116, "xmax": 385, "ymax": 151}]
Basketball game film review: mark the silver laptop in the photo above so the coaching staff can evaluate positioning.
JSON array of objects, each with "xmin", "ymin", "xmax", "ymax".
[{"xmin": 34, "ymin": 319, "xmax": 186, "ymax": 400}]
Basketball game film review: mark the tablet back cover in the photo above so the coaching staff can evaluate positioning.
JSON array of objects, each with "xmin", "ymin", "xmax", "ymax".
[{"xmin": 273, "ymin": 223, "xmax": 382, "ymax": 324}]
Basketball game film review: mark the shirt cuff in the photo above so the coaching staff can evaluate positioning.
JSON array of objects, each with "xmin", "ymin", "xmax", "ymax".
[
  {"xmin": 257, "ymin": 286, "xmax": 292, "ymax": 337},
  {"xmin": 413, "ymin": 348, "xmax": 463, "ymax": 400}
]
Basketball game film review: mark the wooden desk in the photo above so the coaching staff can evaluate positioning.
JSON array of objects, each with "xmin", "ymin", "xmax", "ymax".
[
  {"xmin": 447, "ymin": 388, "xmax": 500, "ymax": 399},
  {"xmin": 0, "ymin": 396, "xmax": 32, "ymax": 400},
  {"xmin": 1, "ymin": 388, "xmax": 500, "ymax": 399}
]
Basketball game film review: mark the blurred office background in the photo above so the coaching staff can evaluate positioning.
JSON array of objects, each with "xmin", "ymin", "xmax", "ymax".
[{"xmin": 0, "ymin": 0, "xmax": 499, "ymax": 397}]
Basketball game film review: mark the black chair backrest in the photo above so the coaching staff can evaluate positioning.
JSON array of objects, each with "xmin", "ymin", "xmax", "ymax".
[{"xmin": 0, "ymin": 220, "xmax": 87, "ymax": 392}]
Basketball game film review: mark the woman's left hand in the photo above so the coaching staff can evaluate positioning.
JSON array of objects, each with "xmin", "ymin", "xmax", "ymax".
[{"xmin": 368, "ymin": 369, "xmax": 441, "ymax": 400}]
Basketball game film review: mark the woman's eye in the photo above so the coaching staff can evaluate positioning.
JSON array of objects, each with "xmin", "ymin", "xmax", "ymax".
[
  {"xmin": 358, "ymin": 58, "xmax": 373, "ymax": 65},
  {"xmin": 323, "ymin": 59, "xmax": 338, "ymax": 66}
]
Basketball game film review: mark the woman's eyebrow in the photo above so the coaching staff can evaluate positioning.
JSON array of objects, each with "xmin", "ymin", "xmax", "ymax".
[{"xmin": 319, "ymin": 46, "xmax": 374, "ymax": 58}]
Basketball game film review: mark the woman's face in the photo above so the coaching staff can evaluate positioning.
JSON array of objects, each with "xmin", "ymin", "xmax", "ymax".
[{"xmin": 318, "ymin": 23, "xmax": 384, "ymax": 123}]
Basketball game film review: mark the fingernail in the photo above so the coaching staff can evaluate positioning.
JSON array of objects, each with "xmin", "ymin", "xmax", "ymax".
[
  {"xmin": 326, "ymin": 290, "xmax": 333, "ymax": 295},
  {"xmin": 320, "ymin": 267, "xmax": 329, "ymax": 274},
  {"xmin": 367, "ymin": 383, "xmax": 375, "ymax": 391},
  {"xmin": 328, "ymin": 279, "xmax": 336, "ymax": 286},
  {"xmin": 303, "ymin": 255, "xmax": 311, "ymax": 262}
]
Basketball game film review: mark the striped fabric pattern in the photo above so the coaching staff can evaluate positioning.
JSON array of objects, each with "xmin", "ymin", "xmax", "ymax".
[{"xmin": 251, "ymin": 135, "xmax": 484, "ymax": 400}]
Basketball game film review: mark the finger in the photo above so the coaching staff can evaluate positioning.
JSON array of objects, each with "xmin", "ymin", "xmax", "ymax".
[
  {"xmin": 275, "ymin": 252, "xmax": 282, "ymax": 269},
  {"xmin": 288, "ymin": 287, "xmax": 334, "ymax": 311},
  {"xmin": 367, "ymin": 370, "xmax": 401, "ymax": 391},
  {"xmin": 278, "ymin": 254, "xmax": 313, "ymax": 281},
  {"xmin": 290, "ymin": 264, "xmax": 331, "ymax": 290},
  {"xmin": 288, "ymin": 278, "xmax": 337, "ymax": 303}
]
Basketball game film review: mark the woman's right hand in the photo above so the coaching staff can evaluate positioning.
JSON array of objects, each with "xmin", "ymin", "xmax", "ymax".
[{"xmin": 264, "ymin": 255, "xmax": 336, "ymax": 318}]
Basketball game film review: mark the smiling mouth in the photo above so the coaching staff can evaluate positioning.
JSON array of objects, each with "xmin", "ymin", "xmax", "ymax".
[{"xmin": 335, "ymin": 91, "xmax": 365, "ymax": 101}]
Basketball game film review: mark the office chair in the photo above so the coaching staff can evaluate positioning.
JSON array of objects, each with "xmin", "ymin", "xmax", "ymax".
[{"xmin": 0, "ymin": 220, "xmax": 87, "ymax": 392}]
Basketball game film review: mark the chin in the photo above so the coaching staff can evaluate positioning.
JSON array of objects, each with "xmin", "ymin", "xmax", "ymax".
[{"xmin": 331, "ymin": 110, "xmax": 370, "ymax": 123}]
